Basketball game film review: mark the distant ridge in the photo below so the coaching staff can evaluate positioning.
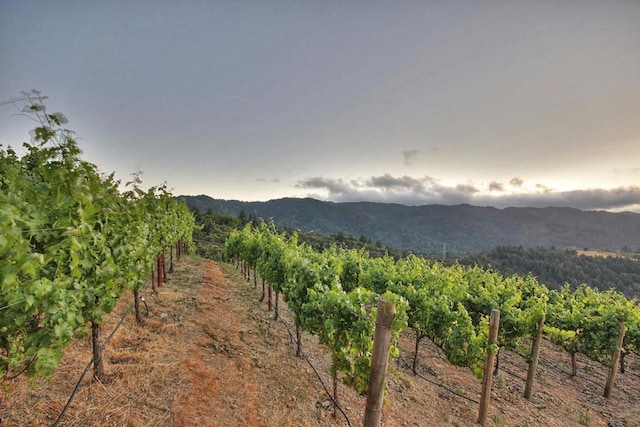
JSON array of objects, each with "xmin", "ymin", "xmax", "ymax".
[{"xmin": 181, "ymin": 195, "xmax": 640, "ymax": 256}]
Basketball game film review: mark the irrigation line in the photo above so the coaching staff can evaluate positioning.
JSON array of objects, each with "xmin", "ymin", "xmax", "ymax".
[
  {"xmin": 52, "ymin": 353, "xmax": 95, "ymax": 427},
  {"xmin": 244, "ymin": 267, "xmax": 640, "ymax": 421},
  {"xmin": 538, "ymin": 355, "xmax": 603, "ymax": 387},
  {"xmin": 497, "ymin": 366, "xmax": 527, "ymax": 383},
  {"xmin": 627, "ymin": 370, "xmax": 640, "ymax": 381},
  {"xmin": 540, "ymin": 336, "xmax": 640, "ymax": 381},
  {"xmin": 0, "ymin": 299, "xmax": 28, "ymax": 311},
  {"xmin": 53, "ymin": 303, "xmax": 135, "ymax": 427},
  {"xmin": 261, "ymin": 278, "xmax": 480, "ymax": 413},
  {"xmin": 263, "ymin": 293, "xmax": 353, "ymax": 427},
  {"xmin": 396, "ymin": 355, "xmax": 480, "ymax": 405},
  {"xmin": 101, "ymin": 304, "xmax": 135, "ymax": 352},
  {"xmin": 622, "ymin": 350, "xmax": 640, "ymax": 380},
  {"xmin": 623, "ymin": 351, "xmax": 640, "ymax": 380}
]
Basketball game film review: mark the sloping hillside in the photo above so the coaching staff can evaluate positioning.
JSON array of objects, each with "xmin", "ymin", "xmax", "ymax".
[
  {"xmin": 181, "ymin": 195, "xmax": 640, "ymax": 256},
  {"xmin": 4, "ymin": 256, "xmax": 639, "ymax": 426},
  {"xmin": 460, "ymin": 246, "xmax": 640, "ymax": 298}
]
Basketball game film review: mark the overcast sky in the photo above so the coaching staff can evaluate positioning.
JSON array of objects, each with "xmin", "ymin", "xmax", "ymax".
[{"xmin": 1, "ymin": 1, "xmax": 639, "ymax": 211}]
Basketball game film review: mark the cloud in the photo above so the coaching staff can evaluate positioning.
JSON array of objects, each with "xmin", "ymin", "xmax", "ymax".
[
  {"xmin": 557, "ymin": 187, "xmax": 640, "ymax": 211},
  {"xmin": 367, "ymin": 174, "xmax": 430, "ymax": 192},
  {"xmin": 489, "ymin": 181, "xmax": 504, "ymax": 191},
  {"xmin": 535, "ymin": 183, "xmax": 552, "ymax": 193},
  {"xmin": 296, "ymin": 174, "xmax": 640, "ymax": 212},
  {"xmin": 298, "ymin": 174, "xmax": 475, "ymax": 205},
  {"xmin": 402, "ymin": 150, "xmax": 420, "ymax": 166},
  {"xmin": 510, "ymin": 177, "xmax": 524, "ymax": 187},
  {"xmin": 296, "ymin": 177, "xmax": 354, "ymax": 196},
  {"xmin": 256, "ymin": 177, "xmax": 280, "ymax": 183},
  {"xmin": 455, "ymin": 183, "xmax": 479, "ymax": 194},
  {"xmin": 297, "ymin": 175, "xmax": 437, "ymax": 205}
]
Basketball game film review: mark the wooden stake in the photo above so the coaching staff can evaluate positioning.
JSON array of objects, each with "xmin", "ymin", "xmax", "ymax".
[
  {"xmin": 169, "ymin": 245, "xmax": 174, "ymax": 273},
  {"xmin": 604, "ymin": 323, "xmax": 626, "ymax": 398},
  {"xmin": 478, "ymin": 309, "xmax": 500, "ymax": 426},
  {"xmin": 162, "ymin": 248, "xmax": 168, "ymax": 282},
  {"xmin": 134, "ymin": 288, "xmax": 142, "ymax": 324},
  {"xmin": 157, "ymin": 253, "xmax": 163, "ymax": 288},
  {"xmin": 91, "ymin": 321, "xmax": 104, "ymax": 381},
  {"xmin": 364, "ymin": 298, "xmax": 396, "ymax": 427},
  {"xmin": 524, "ymin": 316, "xmax": 544, "ymax": 400},
  {"xmin": 151, "ymin": 269, "xmax": 157, "ymax": 294}
]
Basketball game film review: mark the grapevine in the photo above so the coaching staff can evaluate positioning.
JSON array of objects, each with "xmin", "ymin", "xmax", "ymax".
[{"xmin": 0, "ymin": 91, "xmax": 195, "ymax": 380}]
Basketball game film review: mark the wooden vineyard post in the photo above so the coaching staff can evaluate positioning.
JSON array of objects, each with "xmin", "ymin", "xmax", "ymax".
[
  {"xmin": 478, "ymin": 309, "xmax": 500, "ymax": 426},
  {"xmin": 162, "ymin": 248, "xmax": 168, "ymax": 282},
  {"xmin": 169, "ymin": 245, "xmax": 174, "ymax": 273},
  {"xmin": 157, "ymin": 253, "xmax": 163, "ymax": 288},
  {"xmin": 604, "ymin": 323, "xmax": 626, "ymax": 398},
  {"xmin": 151, "ymin": 269, "xmax": 157, "ymax": 294},
  {"xmin": 91, "ymin": 321, "xmax": 105, "ymax": 381},
  {"xmin": 364, "ymin": 298, "xmax": 396, "ymax": 427},
  {"xmin": 134, "ymin": 288, "xmax": 142, "ymax": 324},
  {"xmin": 524, "ymin": 316, "xmax": 544, "ymax": 400}
]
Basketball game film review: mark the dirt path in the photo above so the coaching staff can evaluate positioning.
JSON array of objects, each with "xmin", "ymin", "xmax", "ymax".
[{"xmin": 2, "ymin": 256, "xmax": 639, "ymax": 426}]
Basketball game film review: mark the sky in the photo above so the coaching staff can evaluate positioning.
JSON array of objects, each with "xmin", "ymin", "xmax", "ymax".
[{"xmin": 1, "ymin": 1, "xmax": 639, "ymax": 212}]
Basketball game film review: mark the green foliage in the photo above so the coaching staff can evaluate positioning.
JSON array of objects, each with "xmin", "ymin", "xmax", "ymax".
[
  {"xmin": 461, "ymin": 245, "xmax": 640, "ymax": 299},
  {"xmin": 185, "ymin": 195, "xmax": 640, "ymax": 260},
  {"xmin": 0, "ymin": 91, "xmax": 195, "ymax": 379},
  {"xmin": 546, "ymin": 285, "xmax": 640, "ymax": 364},
  {"xmin": 191, "ymin": 210, "xmax": 242, "ymax": 260},
  {"xmin": 226, "ymin": 221, "xmax": 640, "ymax": 387},
  {"xmin": 228, "ymin": 224, "xmax": 409, "ymax": 396}
]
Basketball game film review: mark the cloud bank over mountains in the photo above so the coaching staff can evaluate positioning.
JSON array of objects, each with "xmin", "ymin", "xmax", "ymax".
[{"xmin": 296, "ymin": 174, "xmax": 640, "ymax": 212}]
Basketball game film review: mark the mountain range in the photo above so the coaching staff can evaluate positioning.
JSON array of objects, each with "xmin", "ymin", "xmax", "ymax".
[{"xmin": 182, "ymin": 195, "xmax": 640, "ymax": 256}]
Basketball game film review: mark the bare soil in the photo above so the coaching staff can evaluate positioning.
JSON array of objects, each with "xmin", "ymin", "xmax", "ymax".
[{"xmin": 2, "ymin": 256, "xmax": 639, "ymax": 426}]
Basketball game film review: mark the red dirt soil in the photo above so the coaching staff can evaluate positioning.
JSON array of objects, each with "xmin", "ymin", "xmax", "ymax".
[{"xmin": 2, "ymin": 256, "xmax": 639, "ymax": 426}]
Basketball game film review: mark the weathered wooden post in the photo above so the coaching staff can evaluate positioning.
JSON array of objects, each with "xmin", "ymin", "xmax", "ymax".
[
  {"xmin": 134, "ymin": 288, "xmax": 142, "ymax": 324},
  {"xmin": 604, "ymin": 323, "xmax": 626, "ymax": 398},
  {"xmin": 478, "ymin": 309, "xmax": 500, "ymax": 426},
  {"xmin": 91, "ymin": 321, "xmax": 104, "ymax": 380},
  {"xmin": 169, "ymin": 245, "xmax": 174, "ymax": 273},
  {"xmin": 363, "ymin": 297, "xmax": 396, "ymax": 427},
  {"xmin": 157, "ymin": 253, "xmax": 163, "ymax": 288},
  {"xmin": 162, "ymin": 248, "xmax": 168, "ymax": 282},
  {"xmin": 151, "ymin": 269, "xmax": 157, "ymax": 294},
  {"xmin": 524, "ymin": 316, "xmax": 544, "ymax": 400}
]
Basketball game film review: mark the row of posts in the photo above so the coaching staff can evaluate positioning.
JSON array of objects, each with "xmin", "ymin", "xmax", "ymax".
[
  {"xmin": 364, "ymin": 303, "xmax": 627, "ymax": 427},
  {"xmin": 151, "ymin": 240, "xmax": 187, "ymax": 292}
]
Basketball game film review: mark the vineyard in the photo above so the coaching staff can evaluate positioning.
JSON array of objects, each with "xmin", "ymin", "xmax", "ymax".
[
  {"xmin": 3, "ymin": 255, "xmax": 639, "ymax": 426},
  {"xmin": 224, "ymin": 221, "xmax": 640, "ymax": 425},
  {"xmin": 0, "ymin": 91, "xmax": 196, "ymax": 384},
  {"xmin": 2, "ymin": 92, "xmax": 640, "ymax": 425}
]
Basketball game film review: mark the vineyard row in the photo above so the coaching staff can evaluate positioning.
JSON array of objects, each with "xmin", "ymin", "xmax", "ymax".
[
  {"xmin": 224, "ymin": 221, "xmax": 640, "ymax": 417},
  {"xmin": 0, "ymin": 91, "xmax": 197, "ymax": 381}
]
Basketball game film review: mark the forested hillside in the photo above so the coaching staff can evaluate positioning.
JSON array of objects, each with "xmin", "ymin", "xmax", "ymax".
[
  {"xmin": 182, "ymin": 195, "xmax": 640, "ymax": 256},
  {"xmin": 190, "ymin": 210, "xmax": 410, "ymax": 261},
  {"xmin": 460, "ymin": 246, "xmax": 640, "ymax": 299},
  {"xmin": 190, "ymin": 210, "xmax": 640, "ymax": 300}
]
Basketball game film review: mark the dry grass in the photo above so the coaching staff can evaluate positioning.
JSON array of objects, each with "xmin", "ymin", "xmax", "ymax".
[
  {"xmin": 576, "ymin": 249, "xmax": 627, "ymax": 259},
  {"xmin": 2, "ymin": 255, "xmax": 639, "ymax": 427}
]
